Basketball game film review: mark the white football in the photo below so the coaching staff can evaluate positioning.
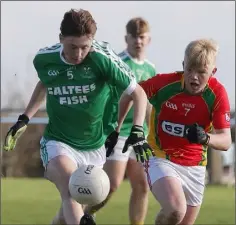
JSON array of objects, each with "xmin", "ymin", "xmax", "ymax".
[{"xmin": 69, "ymin": 165, "xmax": 110, "ymax": 206}]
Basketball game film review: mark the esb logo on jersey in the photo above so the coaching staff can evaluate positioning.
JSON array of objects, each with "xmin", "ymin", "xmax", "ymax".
[{"xmin": 162, "ymin": 121, "xmax": 186, "ymax": 137}]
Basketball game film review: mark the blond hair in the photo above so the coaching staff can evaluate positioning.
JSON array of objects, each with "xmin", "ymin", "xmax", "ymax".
[{"xmin": 184, "ymin": 39, "xmax": 219, "ymax": 70}]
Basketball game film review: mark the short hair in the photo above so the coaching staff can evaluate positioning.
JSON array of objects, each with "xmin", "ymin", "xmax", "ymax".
[
  {"xmin": 184, "ymin": 39, "xmax": 219, "ymax": 69},
  {"xmin": 60, "ymin": 9, "xmax": 97, "ymax": 37},
  {"xmin": 126, "ymin": 17, "xmax": 150, "ymax": 37}
]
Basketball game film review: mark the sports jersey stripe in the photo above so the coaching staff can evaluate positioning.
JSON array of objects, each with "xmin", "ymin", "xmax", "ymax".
[
  {"xmin": 201, "ymin": 86, "xmax": 216, "ymax": 117},
  {"xmin": 148, "ymin": 81, "xmax": 182, "ymax": 159},
  {"xmin": 153, "ymin": 82, "xmax": 182, "ymax": 158},
  {"xmin": 148, "ymin": 107, "xmax": 161, "ymax": 148},
  {"xmin": 92, "ymin": 41, "xmax": 135, "ymax": 80},
  {"xmin": 36, "ymin": 43, "xmax": 62, "ymax": 55},
  {"xmin": 118, "ymin": 51, "xmax": 128, "ymax": 60},
  {"xmin": 40, "ymin": 138, "xmax": 49, "ymax": 167},
  {"xmin": 149, "ymin": 80, "xmax": 181, "ymax": 106},
  {"xmin": 200, "ymin": 86, "xmax": 215, "ymax": 144},
  {"xmin": 199, "ymin": 145, "xmax": 207, "ymax": 166},
  {"xmin": 148, "ymin": 108, "xmax": 166, "ymax": 158},
  {"xmin": 205, "ymin": 122, "xmax": 213, "ymax": 132}
]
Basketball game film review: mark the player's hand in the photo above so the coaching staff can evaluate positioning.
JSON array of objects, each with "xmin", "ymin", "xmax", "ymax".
[
  {"xmin": 105, "ymin": 130, "xmax": 119, "ymax": 157},
  {"xmin": 186, "ymin": 123, "xmax": 210, "ymax": 145},
  {"xmin": 3, "ymin": 114, "xmax": 29, "ymax": 151},
  {"xmin": 122, "ymin": 125, "xmax": 154, "ymax": 163}
]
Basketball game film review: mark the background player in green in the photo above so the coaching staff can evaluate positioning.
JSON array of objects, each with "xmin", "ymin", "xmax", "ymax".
[
  {"xmin": 86, "ymin": 17, "xmax": 156, "ymax": 225},
  {"xmin": 3, "ymin": 9, "xmax": 154, "ymax": 225}
]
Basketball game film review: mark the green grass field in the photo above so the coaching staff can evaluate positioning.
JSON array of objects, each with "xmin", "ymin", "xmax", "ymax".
[{"xmin": 2, "ymin": 178, "xmax": 235, "ymax": 224}]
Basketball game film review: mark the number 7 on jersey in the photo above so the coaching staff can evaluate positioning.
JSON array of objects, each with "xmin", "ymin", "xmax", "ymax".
[{"xmin": 184, "ymin": 108, "xmax": 190, "ymax": 116}]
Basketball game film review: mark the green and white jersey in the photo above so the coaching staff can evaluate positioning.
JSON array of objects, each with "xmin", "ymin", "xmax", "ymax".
[
  {"xmin": 104, "ymin": 50, "xmax": 156, "ymax": 137},
  {"xmin": 33, "ymin": 41, "xmax": 136, "ymax": 151}
]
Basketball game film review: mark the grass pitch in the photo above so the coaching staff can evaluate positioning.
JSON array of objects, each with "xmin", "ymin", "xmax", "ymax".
[{"xmin": 2, "ymin": 178, "xmax": 235, "ymax": 224}]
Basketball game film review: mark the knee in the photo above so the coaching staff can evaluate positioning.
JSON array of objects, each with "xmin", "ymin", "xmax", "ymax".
[
  {"xmin": 165, "ymin": 206, "xmax": 186, "ymax": 224},
  {"xmin": 156, "ymin": 209, "xmax": 186, "ymax": 225},
  {"xmin": 168, "ymin": 209, "xmax": 186, "ymax": 224},
  {"xmin": 109, "ymin": 178, "xmax": 121, "ymax": 193},
  {"xmin": 131, "ymin": 178, "xmax": 149, "ymax": 195}
]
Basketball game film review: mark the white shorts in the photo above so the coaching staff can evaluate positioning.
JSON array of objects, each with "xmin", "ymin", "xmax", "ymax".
[
  {"xmin": 106, "ymin": 136, "xmax": 136, "ymax": 162},
  {"xmin": 40, "ymin": 137, "xmax": 106, "ymax": 169},
  {"xmin": 145, "ymin": 157, "xmax": 206, "ymax": 206}
]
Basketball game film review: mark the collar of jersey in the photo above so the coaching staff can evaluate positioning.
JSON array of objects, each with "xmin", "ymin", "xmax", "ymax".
[
  {"xmin": 124, "ymin": 50, "xmax": 145, "ymax": 65},
  {"xmin": 60, "ymin": 45, "xmax": 76, "ymax": 65}
]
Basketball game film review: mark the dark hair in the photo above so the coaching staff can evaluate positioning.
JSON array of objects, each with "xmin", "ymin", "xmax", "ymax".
[
  {"xmin": 60, "ymin": 9, "xmax": 97, "ymax": 37},
  {"xmin": 126, "ymin": 17, "xmax": 150, "ymax": 37}
]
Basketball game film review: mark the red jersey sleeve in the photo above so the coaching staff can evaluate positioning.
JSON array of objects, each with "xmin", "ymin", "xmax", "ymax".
[
  {"xmin": 212, "ymin": 85, "xmax": 231, "ymax": 129},
  {"xmin": 139, "ymin": 72, "xmax": 183, "ymax": 100},
  {"xmin": 139, "ymin": 74, "xmax": 160, "ymax": 99}
]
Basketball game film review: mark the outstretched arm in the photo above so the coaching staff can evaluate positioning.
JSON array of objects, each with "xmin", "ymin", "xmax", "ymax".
[
  {"xmin": 118, "ymin": 84, "xmax": 147, "ymax": 130},
  {"xmin": 3, "ymin": 80, "xmax": 46, "ymax": 151},
  {"xmin": 24, "ymin": 81, "xmax": 47, "ymax": 119},
  {"xmin": 208, "ymin": 128, "xmax": 232, "ymax": 151}
]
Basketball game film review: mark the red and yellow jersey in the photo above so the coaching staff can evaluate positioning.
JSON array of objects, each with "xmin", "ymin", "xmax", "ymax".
[{"xmin": 140, "ymin": 72, "xmax": 231, "ymax": 166}]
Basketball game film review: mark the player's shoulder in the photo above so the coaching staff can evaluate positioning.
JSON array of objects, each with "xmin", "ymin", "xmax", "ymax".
[
  {"xmin": 154, "ymin": 71, "xmax": 183, "ymax": 84},
  {"xmin": 208, "ymin": 76, "xmax": 226, "ymax": 89},
  {"xmin": 144, "ymin": 59, "xmax": 156, "ymax": 70},
  {"xmin": 118, "ymin": 50, "xmax": 129, "ymax": 60},
  {"xmin": 208, "ymin": 76, "xmax": 228, "ymax": 97},
  {"xmin": 35, "ymin": 43, "xmax": 62, "ymax": 56},
  {"xmin": 92, "ymin": 40, "xmax": 116, "ymax": 58},
  {"xmin": 140, "ymin": 71, "xmax": 183, "ymax": 89},
  {"xmin": 33, "ymin": 43, "xmax": 62, "ymax": 67},
  {"xmin": 91, "ymin": 40, "xmax": 132, "ymax": 69}
]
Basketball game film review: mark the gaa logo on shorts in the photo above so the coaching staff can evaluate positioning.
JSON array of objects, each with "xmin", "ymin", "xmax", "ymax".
[
  {"xmin": 165, "ymin": 101, "xmax": 178, "ymax": 110},
  {"xmin": 78, "ymin": 186, "xmax": 92, "ymax": 195}
]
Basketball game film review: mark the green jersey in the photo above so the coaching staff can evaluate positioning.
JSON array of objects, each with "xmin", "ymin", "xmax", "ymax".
[
  {"xmin": 33, "ymin": 41, "xmax": 136, "ymax": 151},
  {"xmin": 104, "ymin": 50, "xmax": 156, "ymax": 137}
]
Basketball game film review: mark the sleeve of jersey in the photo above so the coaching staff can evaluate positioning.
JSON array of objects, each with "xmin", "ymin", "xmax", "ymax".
[
  {"xmin": 152, "ymin": 65, "xmax": 157, "ymax": 77},
  {"xmin": 212, "ymin": 86, "xmax": 231, "ymax": 129},
  {"xmin": 101, "ymin": 47, "xmax": 137, "ymax": 95},
  {"xmin": 139, "ymin": 74, "xmax": 161, "ymax": 100},
  {"xmin": 33, "ymin": 54, "xmax": 42, "ymax": 81}
]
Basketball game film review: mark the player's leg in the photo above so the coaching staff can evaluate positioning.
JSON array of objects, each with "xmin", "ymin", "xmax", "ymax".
[
  {"xmin": 146, "ymin": 157, "xmax": 187, "ymax": 225},
  {"xmin": 179, "ymin": 165, "xmax": 206, "ymax": 225},
  {"xmin": 40, "ymin": 138, "xmax": 84, "ymax": 224},
  {"xmin": 126, "ymin": 158, "xmax": 149, "ymax": 225},
  {"xmin": 51, "ymin": 204, "xmax": 66, "ymax": 225},
  {"xmin": 84, "ymin": 137, "xmax": 128, "ymax": 215},
  {"xmin": 77, "ymin": 146, "xmax": 107, "ymax": 225},
  {"xmin": 152, "ymin": 177, "xmax": 187, "ymax": 225},
  {"xmin": 46, "ymin": 156, "xmax": 83, "ymax": 224},
  {"xmin": 179, "ymin": 205, "xmax": 201, "ymax": 225}
]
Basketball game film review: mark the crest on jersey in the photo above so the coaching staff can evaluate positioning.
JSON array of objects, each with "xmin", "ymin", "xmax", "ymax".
[
  {"xmin": 225, "ymin": 112, "xmax": 230, "ymax": 122},
  {"xmin": 82, "ymin": 66, "xmax": 95, "ymax": 79}
]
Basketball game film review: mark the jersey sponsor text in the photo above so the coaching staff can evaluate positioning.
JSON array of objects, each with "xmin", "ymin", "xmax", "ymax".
[{"xmin": 48, "ymin": 84, "xmax": 96, "ymax": 105}]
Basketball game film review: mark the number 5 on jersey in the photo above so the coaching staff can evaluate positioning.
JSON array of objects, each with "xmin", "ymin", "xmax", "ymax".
[{"xmin": 67, "ymin": 71, "xmax": 73, "ymax": 80}]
